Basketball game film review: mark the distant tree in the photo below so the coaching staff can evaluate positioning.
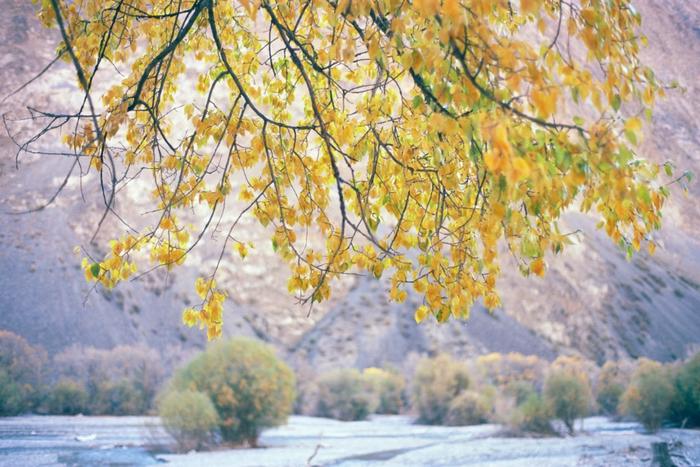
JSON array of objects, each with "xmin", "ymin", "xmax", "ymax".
[
  {"xmin": 621, "ymin": 358, "xmax": 675, "ymax": 432},
  {"xmin": 595, "ymin": 360, "xmax": 631, "ymax": 417},
  {"xmin": 669, "ymin": 352, "xmax": 700, "ymax": 427},
  {"xmin": 315, "ymin": 369, "xmax": 372, "ymax": 421},
  {"xmin": 53, "ymin": 344, "xmax": 163, "ymax": 415},
  {"xmin": 511, "ymin": 393, "xmax": 554, "ymax": 435},
  {"xmin": 0, "ymin": 330, "xmax": 47, "ymax": 415},
  {"xmin": 544, "ymin": 356, "xmax": 592, "ymax": 434},
  {"xmin": 412, "ymin": 353, "xmax": 470, "ymax": 425},
  {"xmin": 18, "ymin": 1, "xmax": 676, "ymax": 335},
  {"xmin": 362, "ymin": 367, "xmax": 405, "ymax": 415},
  {"xmin": 445, "ymin": 390, "xmax": 491, "ymax": 426},
  {"xmin": 46, "ymin": 379, "xmax": 89, "ymax": 415}
]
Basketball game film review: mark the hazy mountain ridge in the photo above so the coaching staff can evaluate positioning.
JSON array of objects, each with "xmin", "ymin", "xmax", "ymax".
[{"xmin": 0, "ymin": 0, "xmax": 698, "ymax": 374}]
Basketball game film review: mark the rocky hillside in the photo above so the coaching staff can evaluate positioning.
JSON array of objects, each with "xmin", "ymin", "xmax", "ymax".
[{"xmin": 1, "ymin": 0, "xmax": 698, "ymax": 375}]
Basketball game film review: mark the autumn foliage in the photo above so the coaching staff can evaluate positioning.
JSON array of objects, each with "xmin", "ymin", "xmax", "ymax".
[
  {"xmin": 28, "ymin": 0, "xmax": 675, "ymax": 336},
  {"xmin": 167, "ymin": 338, "xmax": 295, "ymax": 446}
]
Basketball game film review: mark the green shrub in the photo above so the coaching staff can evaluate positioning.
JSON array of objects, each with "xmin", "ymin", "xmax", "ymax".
[
  {"xmin": 171, "ymin": 337, "xmax": 295, "ymax": 446},
  {"xmin": 544, "ymin": 357, "xmax": 592, "ymax": 434},
  {"xmin": 669, "ymin": 352, "xmax": 700, "ymax": 427},
  {"xmin": 362, "ymin": 368, "xmax": 405, "ymax": 415},
  {"xmin": 445, "ymin": 390, "xmax": 491, "ymax": 426},
  {"xmin": 0, "ymin": 330, "xmax": 47, "ymax": 415},
  {"xmin": 595, "ymin": 361, "xmax": 629, "ymax": 417},
  {"xmin": 511, "ymin": 393, "xmax": 554, "ymax": 434},
  {"xmin": 315, "ymin": 369, "xmax": 372, "ymax": 421},
  {"xmin": 46, "ymin": 379, "xmax": 89, "ymax": 415},
  {"xmin": 412, "ymin": 354, "xmax": 470, "ymax": 425},
  {"xmin": 159, "ymin": 390, "xmax": 219, "ymax": 452},
  {"xmin": 621, "ymin": 359, "xmax": 675, "ymax": 432}
]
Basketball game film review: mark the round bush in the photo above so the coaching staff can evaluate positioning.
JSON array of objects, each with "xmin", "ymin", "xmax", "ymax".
[
  {"xmin": 362, "ymin": 368, "xmax": 405, "ymax": 415},
  {"xmin": 315, "ymin": 369, "xmax": 372, "ymax": 421},
  {"xmin": 621, "ymin": 359, "xmax": 675, "ymax": 432},
  {"xmin": 46, "ymin": 379, "xmax": 89, "ymax": 415},
  {"xmin": 445, "ymin": 391, "xmax": 491, "ymax": 426},
  {"xmin": 512, "ymin": 393, "xmax": 554, "ymax": 434},
  {"xmin": 544, "ymin": 363, "xmax": 592, "ymax": 434},
  {"xmin": 159, "ymin": 390, "xmax": 219, "ymax": 452},
  {"xmin": 171, "ymin": 338, "xmax": 295, "ymax": 446},
  {"xmin": 411, "ymin": 353, "xmax": 470, "ymax": 425}
]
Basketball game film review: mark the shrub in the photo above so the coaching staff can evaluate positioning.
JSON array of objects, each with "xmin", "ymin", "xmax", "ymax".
[
  {"xmin": 445, "ymin": 391, "xmax": 491, "ymax": 426},
  {"xmin": 53, "ymin": 344, "xmax": 163, "ymax": 415},
  {"xmin": 544, "ymin": 357, "xmax": 592, "ymax": 434},
  {"xmin": 171, "ymin": 338, "xmax": 295, "ymax": 446},
  {"xmin": 412, "ymin": 354, "xmax": 470, "ymax": 425},
  {"xmin": 511, "ymin": 393, "xmax": 554, "ymax": 434},
  {"xmin": 621, "ymin": 359, "xmax": 675, "ymax": 432},
  {"xmin": 46, "ymin": 379, "xmax": 89, "ymax": 415},
  {"xmin": 159, "ymin": 390, "xmax": 219, "ymax": 452},
  {"xmin": 315, "ymin": 369, "xmax": 372, "ymax": 421},
  {"xmin": 595, "ymin": 361, "xmax": 630, "ymax": 417},
  {"xmin": 362, "ymin": 368, "xmax": 405, "ymax": 415},
  {"xmin": 0, "ymin": 330, "xmax": 47, "ymax": 415},
  {"xmin": 669, "ymin": 352, "xmax": 700, "ymax": 427}
]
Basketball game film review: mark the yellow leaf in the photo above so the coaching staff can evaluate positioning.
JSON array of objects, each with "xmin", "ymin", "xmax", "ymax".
[
  {"xmin": 414, "ymin": 305, "xmax": 430, "ymax": 324},
  {"xmin": 624, "ymin": 117, "xmax": 642, "ymax": 134},
  {"xmin": 520, "ymin": 0, "xmax": 539, "ymax": 15},
  {"xmin": 236, "ymin": 243, "xmax": 248, "ymax": 259},
  {"xmin": 647, "ymin": 241, "xmax": 656, "ymax": 256},
  {"xmin": 531, "ymin": 258, "xmax": 546, "ymax": 277}
]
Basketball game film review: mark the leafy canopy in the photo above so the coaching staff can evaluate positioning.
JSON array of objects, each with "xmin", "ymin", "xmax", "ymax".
[{"xmin": 33, "ymin": 0, "xmax": 672, "ymax": 337}]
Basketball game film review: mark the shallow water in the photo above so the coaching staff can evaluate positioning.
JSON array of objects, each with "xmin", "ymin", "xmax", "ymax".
[{"xmin": 0, "ymin": 415, "xmax": 698, "ymax": 466}]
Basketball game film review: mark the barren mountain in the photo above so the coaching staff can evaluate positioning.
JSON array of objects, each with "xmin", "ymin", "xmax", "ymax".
[{"xmin": 0, "ymin": 0, "xmax": 698, "ymax": 376}]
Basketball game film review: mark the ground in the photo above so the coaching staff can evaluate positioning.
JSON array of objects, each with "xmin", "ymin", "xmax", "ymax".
[{"xmin": 0, "ymin": 416, "xmax": 697, "ymax": 466}]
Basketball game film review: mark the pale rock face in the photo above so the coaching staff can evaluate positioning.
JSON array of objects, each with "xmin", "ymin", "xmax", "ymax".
[{"xmin": 0, "ymin": 0, "xmax": 699, "ymax": 376}]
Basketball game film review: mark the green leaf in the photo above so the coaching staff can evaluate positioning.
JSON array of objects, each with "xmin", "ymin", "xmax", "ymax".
[
  {"xmin": 571, "ymin": 87, "xmax": 580, "ymax": 104},
  {"xmin": 637, "ymin": 185, "xmax": 651, "ymax": 205},
  {"xmin": 520, "ymin": 234, "xmax": 540, "ymax": 258},
  {"xmin": 573, "ymin": 116, "xmax": 584, "ymax": 126},
  {"xmin": 412, "ymin": 95, "xmax": 423, "ymax": 109},
  {"xmin": 90, "ymin": 263, "xmax": 101, "ymax": 277},
  {"xmin": 663, "ymin": 161, "xmax": 673, "ymax": 177},
  {"xmin": 611, "ymin": 94, "xmax": 621, "ymax": 112},
  {"xmin": 498, "ymin": 175, "xmax": 507, "ymax": 192},
  {"xmin": 368, "ymin": 213, "xmax": 380, "ymax": 232},
  {"xmin": 618, "ymin": 146, "xmax": 634, "ymax": 164},
  {"xmin": 469, "ymin": 142, "xmax": 479, "ymax": 164}
]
